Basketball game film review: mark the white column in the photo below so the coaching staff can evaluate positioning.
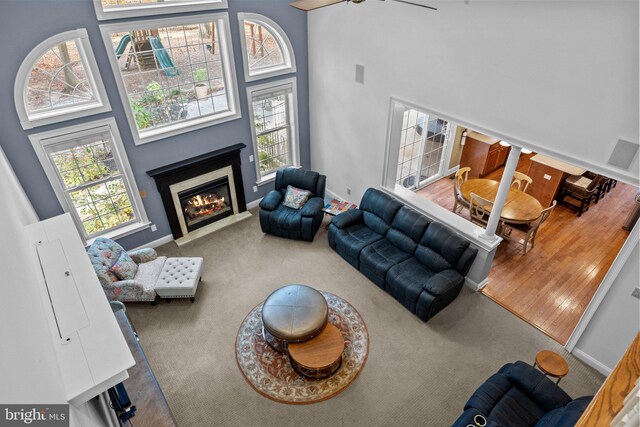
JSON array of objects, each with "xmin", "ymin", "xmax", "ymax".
[{"xmin": 483, "ymin": 145, "xmax": 522, "ymax": 238}]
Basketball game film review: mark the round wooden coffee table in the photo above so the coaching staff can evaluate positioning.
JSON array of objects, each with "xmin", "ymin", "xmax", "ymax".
[
  {"xmin": 288, "ymin": 323, "xmax": 344, "ymax": 379},
  {"xmin": 534, "ymin": 350, "xmax": 569, "ymax": 384}
]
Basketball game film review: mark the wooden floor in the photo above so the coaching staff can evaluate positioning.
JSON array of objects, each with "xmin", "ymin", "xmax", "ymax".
[{"xmin": 415, "ymin": 160, "xmax": 637, "ymax": 344}]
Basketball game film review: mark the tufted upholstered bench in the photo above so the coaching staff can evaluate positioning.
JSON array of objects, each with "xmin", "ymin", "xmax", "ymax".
[{"xmin": 155, "ymin": 257, "xmax": 204, "ymax": 303}]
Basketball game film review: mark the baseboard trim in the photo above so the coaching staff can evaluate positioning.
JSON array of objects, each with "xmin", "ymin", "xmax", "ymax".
[
  {"xmin": 447, "ymin": 165, "xmax": 460, "ymax": 176},
  {"xmin": 132, "ymin": 234, "xmax": 174, "ymax": 251},
  {"xmin": 572, "ymin": 348, "xmax": 612, "ymax": 376},
  {"xmin": 246, "ymin": 197, "xmax": 263, "ymax": 210},
  {"xmin": 465, "ymin": 277, "xmax": 487, "ymax": 291},
  {"xmin": 325, "ymin": 188, "xmax": 351, "ymax": 203}
]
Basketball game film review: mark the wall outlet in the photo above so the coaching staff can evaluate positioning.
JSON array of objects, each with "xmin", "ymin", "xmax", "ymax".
[
  {"xmin": 253, "ymin": 185, "xmax": 258, "ymax": 193},
  {"xmin": 543, "ymin": 174, "xmax": 552, "ymax": 180},
  {"xmin": 249, "ymin": 155, "xmax": 254, "ymax": 162},
  {"xmin": 632, "ymin": 288, "xmax": 640, "ymax": 299},
  {"xmin": 355, "ymin": 64, "xmax": 365, "ymax": 84},
  {"xmin": 347, "ymin": 187, "xmax": 351, "ymax": 195},
  {"xmin": 150, "ymin": 224, "xmax": 157, "ymax": 232}
]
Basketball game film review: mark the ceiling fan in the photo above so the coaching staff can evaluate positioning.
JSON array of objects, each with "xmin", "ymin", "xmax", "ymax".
[{"xmin": 290, "ymin": 0, "xmax": 437, "ymax": 12}]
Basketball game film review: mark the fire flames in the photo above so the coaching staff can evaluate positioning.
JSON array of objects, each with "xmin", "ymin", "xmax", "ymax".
[{"xmin": 184, "ymin": 192, "xmax": 227, "ymax": 220}]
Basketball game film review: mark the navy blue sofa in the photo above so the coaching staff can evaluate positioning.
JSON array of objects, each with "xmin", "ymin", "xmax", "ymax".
[
  {"xmin": 452, "ymin": 361, "xmax": 593, "ymax": 427},
  {"xmin": 328, "ymin": 188, "xmax": 478, "ymax": 321},
  {"xmin": 259, "ymin": 168, "xmax": 326, "ymax": 242}
]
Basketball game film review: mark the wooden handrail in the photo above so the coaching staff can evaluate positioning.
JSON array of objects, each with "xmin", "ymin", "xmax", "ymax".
[{"xmin": 575, "ymin": 333, "xmax": 640, "ymax": 426}]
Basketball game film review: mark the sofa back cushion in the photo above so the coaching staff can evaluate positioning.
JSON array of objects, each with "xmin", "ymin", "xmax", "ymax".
[
  {"xmin": 276, "ymin": 168, "xmax": 323, "ymax": 198},
  {"xmin": 359, "ymin": 188, "xmax": 403, "ymax": 235},
  {"xmin": 415, "ymin": 222, "xmax": 472, "ymax": 274},
  {"xmin": 87, "ymin": 237, "xmax": 125, "ymax": 287},
  {"xmin": 387, "ymin": 207, "xmax": 432, "ymax": 253}
]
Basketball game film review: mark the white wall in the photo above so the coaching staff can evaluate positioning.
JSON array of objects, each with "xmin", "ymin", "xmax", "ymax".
[
  {"xmin": 573, "ymin": 239, "xmax": 640, "ymax": 375},
  {"xmin": 308, "ymin": 0, "xmax": 639, "ymax": 203},
  {"xmin": 0, "ymin": 147, "xmax": 110, "ymax": 426}
]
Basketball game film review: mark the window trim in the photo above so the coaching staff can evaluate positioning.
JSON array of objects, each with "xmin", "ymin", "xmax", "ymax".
[
  {"xmin": 247, "ymin": 77, "xmax": 300, "ymax": 185},
  {"xmin": 99, "ymin": 13, "xmax": 242, "ymax": 146},
  {"xmin": 237, "ymin": 13, "xmax": 297, "ymax": 83},
  {"xmin": 93, "ymin": 0, "xmax": 228, "ymax": 21},
  {"xmin": 29, "ymin": 118, "xmax": 150, "ymax": 243},
  {"xmin": 14, "ymin": 29, "xmax": 111, "ymax": 130}
]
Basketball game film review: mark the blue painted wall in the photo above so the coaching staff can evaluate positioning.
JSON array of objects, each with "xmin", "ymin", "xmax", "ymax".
[{"xmin": 0, "ymin": 0, "xmax": 309, "ymax": 249}]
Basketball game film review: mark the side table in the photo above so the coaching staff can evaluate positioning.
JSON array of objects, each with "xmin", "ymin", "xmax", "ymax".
[
  {"xmin": 322, "ymin": 197, "xmax": 358, "ymax": 229},
  {"xmin": 534, "ymin": 350, "xmax": 569, "ymax": 384}
]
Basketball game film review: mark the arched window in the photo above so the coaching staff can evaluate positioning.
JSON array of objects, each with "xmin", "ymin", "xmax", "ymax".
[
  {"xmin": 15, "ymin": 29, "xmax": 110, "ymax": 130},
  {"xmin": 238, "ymin": 13, "xmax": 296, "ymax": 82}
]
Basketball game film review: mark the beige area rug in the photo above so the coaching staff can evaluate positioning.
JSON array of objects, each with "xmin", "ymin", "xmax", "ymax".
[
  {"xmin": 235, "ymin": 291, "xmax": 369, "ymax": 404},
  {"xmin": 125, "ymin": 212, "xmax": 604, "ymax": 426}
]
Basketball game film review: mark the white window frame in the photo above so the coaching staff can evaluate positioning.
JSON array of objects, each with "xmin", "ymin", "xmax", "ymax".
[
  {"xmin": 237, "ymin": 13, "xmax": 297, "ymax": 82},
  {"xmin": 99, "ymin": 13, "xmax": 242, "ymax": 146},
  {"xmin": 29, "ymin": 118, "xmax": 150, "ymax": 244},
  {"xmin": 247, "ymin": 77, "xmax": 300, "ymax": 185},
  {"xmin": 93, "ymin": 0, "xmax": 228, "ymax": 21},
  {"xmin": 14, "ymin": 29, "xmax": 111, "ymax": 130}
]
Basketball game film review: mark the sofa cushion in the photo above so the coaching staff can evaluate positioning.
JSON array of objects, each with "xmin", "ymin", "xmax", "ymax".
[
  {"xmin": 359, "ymin": 188, "xmax": 403, "ymax": 235},
  {"xmin": 535, "ymin": 396, "xmax": 592, "ymax": 427},
  {"xmin": 420, "ymin": 222, "xmax": 471, "ymax": 273},
  {"xmin": 333, "ymin": 223, "xmax": 385, "ymax": 261},
  {"xmin": 359, "ymin": 239, "xmax": 413, "ymax": 288},
  {"xmin": 267, "ymin": 205, "xmax": 303, "ymax": 230},
  {"xmin": 414, "ymin": 245, "xmax": 452, "ymax": 273},
  {"xmin": 386, "ymin": 206, "xmax": 431, "ymax": 253},
  {"xmin": 275, "ymin": 168, "xmax": 319, "ymax": 197},
  {"xmin": 386, "ymin": 257, "xmax": 436, "ymax": 312},
  {"xmin": 283, "ymin": 185, "xmax": 311, "ymax": 209},
  {"xmin": 490, "ymin": 386, "xmax": 547, "ymax": 427},
  {"xmin": 110, "ymin": 251, "xmax": 138, "ymax": 280}
]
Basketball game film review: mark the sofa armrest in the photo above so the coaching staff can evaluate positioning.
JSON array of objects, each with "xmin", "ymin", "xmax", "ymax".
[
  {"xmin": 503, "ymin": 361, "xmax": 572, "ymax": 412},
  {"xmin": 300, "ymin": 197, "xmax": 324, "ymax": 217},
  {"xmin": 464, "ymin": 372, "xmax": 512, "ymax": 414},
  {"xmin": 106, "ymin": 279, "xmax": 155, "ymax": 301},
  {"xmin": 331, "ymin": 209, "xmax": 363, "ymax": 229},
  {"xmin": 128, "ymin": 248, "xmax": 157, "ymax": 264},
  {"xmin": 260, "ymin": 190, "xmax": 284, "ymax": 211},
  {"xmin": 422, "ymin": 269, "xmax": 464, "ymax": 296}
]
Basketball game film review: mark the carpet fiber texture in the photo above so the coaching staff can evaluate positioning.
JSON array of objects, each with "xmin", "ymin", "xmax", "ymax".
[{"xmin": 125, "ymin": 213, "xmax": 604, "ymax": 426}]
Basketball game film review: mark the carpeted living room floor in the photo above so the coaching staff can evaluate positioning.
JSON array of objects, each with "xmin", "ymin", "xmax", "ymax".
[{"xmin": 125, "ymin": 211, "xmax": 604, "ymax": 426}]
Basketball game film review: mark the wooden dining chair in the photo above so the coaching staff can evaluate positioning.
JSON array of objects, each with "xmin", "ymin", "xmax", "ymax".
[
  {"xmin": 502, "ymin": 201, "xmax": 557, "ymax": 255},
  {"xmin": 511, "ymin": 171, "xmax": 533, "ymax": 192},
  {"xmin": 452, "ymin": 167, "xmax": 471, "ymax": 213},
  {"xmin": 469, "ymin": 192, "xmax": 493, "ymax": 228}
]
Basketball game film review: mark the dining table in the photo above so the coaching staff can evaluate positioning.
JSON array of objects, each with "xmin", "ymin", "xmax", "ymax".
[{"xmin": 460, "ymin": 178, "xmax": 543, "ymax": 224}]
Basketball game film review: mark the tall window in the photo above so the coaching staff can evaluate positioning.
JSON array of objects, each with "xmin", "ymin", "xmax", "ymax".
[
  {"xmin": 100, "ymin": 14, "xmax": 241, "ymax": 145},
  {"xmin": 30, "ymin": 118, "xmax": 149, "ymax": 241},
  {"xmin": 238, "ymin": 13, "xmax": 296, "ymax": 82},
  {"xmin": 247, "ymin": 78, "xmax": 299, "ymax": 183},
  {"xmin": 94, "ymin": 0, "xmax": 228, "ymax": 21},
  {"xmin": 15, "ymin": 29, "xmax": 110, "ymax": 130}
]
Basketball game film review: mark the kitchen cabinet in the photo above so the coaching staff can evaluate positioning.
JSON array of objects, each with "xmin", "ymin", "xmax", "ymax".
[{"xmin": 459, "ymin": 131, "xmax": 510, "ymax": 178}]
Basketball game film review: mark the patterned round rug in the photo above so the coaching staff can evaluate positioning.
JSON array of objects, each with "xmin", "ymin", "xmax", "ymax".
[{"xmin": 235, "ymin": 291, "xmax": 369, "ymax": 404}]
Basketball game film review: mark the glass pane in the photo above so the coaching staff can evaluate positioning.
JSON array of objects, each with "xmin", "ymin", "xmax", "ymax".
[
  {"xmin": 27, "ymin": 39, "xmax": 96, "ymax": 113},
  {"xmin": 108, "ymin": 19, "xmax": 229, "ymax": 133},
  {"xmin": 72, "ymin": 178, "xmax": 136, "ymax": 236},
  {"xmin": 397, "ymin": 109, "xmax": 426, "ymax": 188},
  {"xmin": 244, "ymin": 21, "xmax": 285, "ymax": 73},
  {"xmin": 256, "ymin": 128, "xmax": 290, "ymax": 176}
]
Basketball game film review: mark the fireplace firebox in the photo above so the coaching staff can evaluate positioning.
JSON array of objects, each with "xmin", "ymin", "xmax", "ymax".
[
  {"xmin": 147, "ymin": 144, "xmax": 249, "ymax": 244},
  {"xmin": 179, "ymin": 177, "xmax": 233, "ymax": 233}
]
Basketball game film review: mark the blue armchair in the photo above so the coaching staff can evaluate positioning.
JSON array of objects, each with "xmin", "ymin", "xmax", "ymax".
[
  {"xmin": 452, "ymin": 361, "xmax": 593, "ymax": 427},
  {"xmin": 259, "ymin": 168, "xmax": 327, "ymax": 241}
]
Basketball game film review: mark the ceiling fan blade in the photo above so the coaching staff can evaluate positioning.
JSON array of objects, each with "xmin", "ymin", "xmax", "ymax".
[
  {"xmin": 290, "ymin": 0, "xmax": 345, "ymax": 11},
  {"xmin": 388, "ymin": 0, "xmax": 437, "ymax": 11}
]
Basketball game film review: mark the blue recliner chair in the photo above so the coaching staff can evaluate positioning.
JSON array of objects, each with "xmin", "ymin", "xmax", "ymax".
[
  {"xmin": 259, "ymin": 168, "xmax": 326, "ymax": 242},
  {"xmin": 451, "ymin": 361, "xmax": 593, "ymax": 427}
]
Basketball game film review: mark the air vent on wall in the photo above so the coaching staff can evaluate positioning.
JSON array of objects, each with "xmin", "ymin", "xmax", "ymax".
[{"xmin": 607, "ymin": 139, "xmax": 639, "ymax": 170}]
